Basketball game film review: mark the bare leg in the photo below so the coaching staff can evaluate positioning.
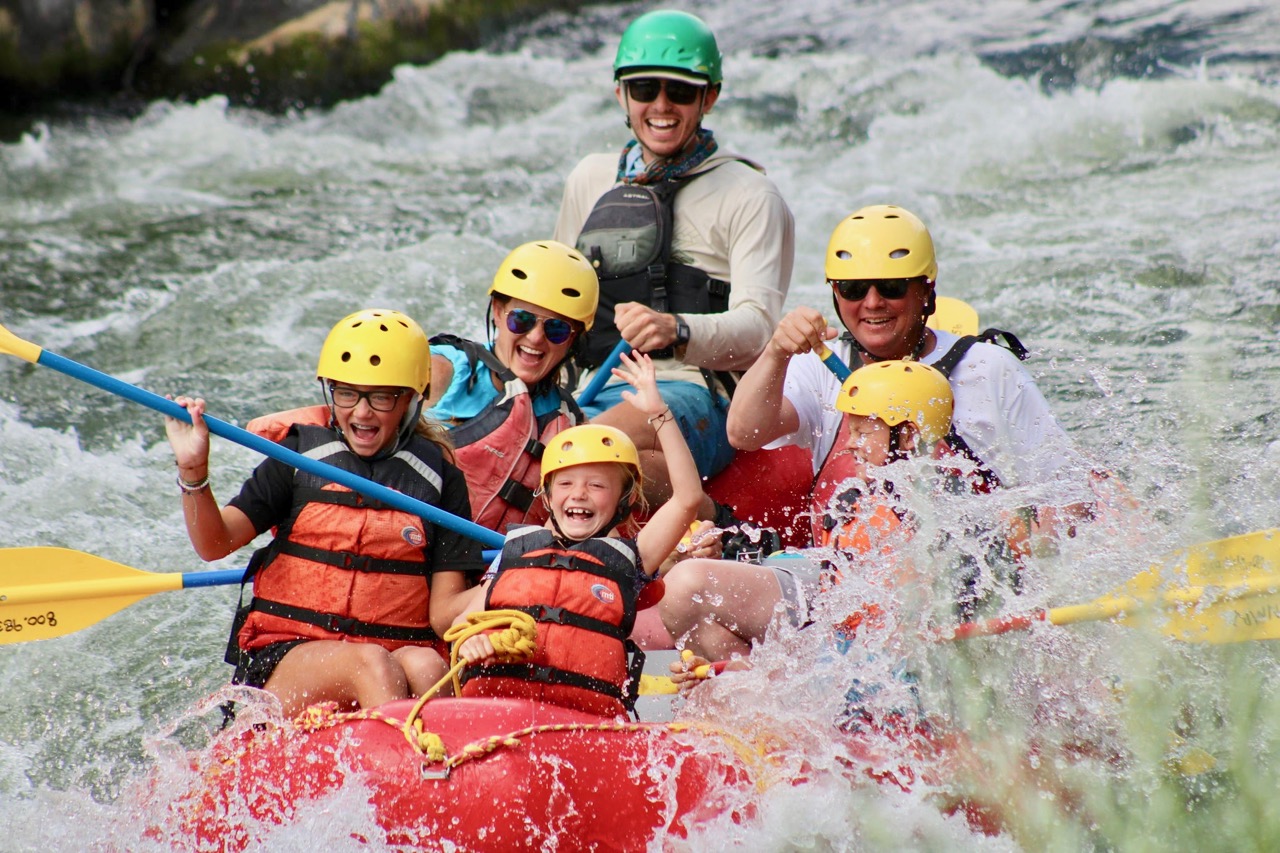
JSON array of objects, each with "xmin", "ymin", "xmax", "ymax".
[
  {"xmin": 264, "ymin": 640, "xmax": 410, "ymax": 717},
  {"xmin": 591, "ymin": 401, "xmax": 719, "ymax": 518},
  {"xmin": 658, "ymin": 559, "xmax": 787, "ymax": 660},
  {"xmin": 393, "ymin": 646, "xmax": 451, "ymax": 697}
]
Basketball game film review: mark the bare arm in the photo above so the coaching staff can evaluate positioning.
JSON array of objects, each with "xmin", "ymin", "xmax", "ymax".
[
  {"xmin": 429, "ymin": 570, "xmax": 476, "ymax": 639},
  {"xmin": 613, "ymin": 353, "xmax": 702, "ymax": 574},
  {"xmin": 726, "ymin": 307, "xmax": 835, "ymax": 451},
  {"xmin": 424, "ymin": 353, "xmax": 455, "ymax": 410},
  {"xmin": 164, "ymin": 396, "xmax": 258, "ymax": 560}
]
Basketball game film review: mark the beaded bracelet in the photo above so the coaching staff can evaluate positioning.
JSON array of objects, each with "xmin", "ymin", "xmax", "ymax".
[
  {"xmin": 177, "ymin": 473, "xmax": 211, "ymax": 494},
  {"xmin": 646, "ymin": 408, "xmax": 673, "ymax": 429}
]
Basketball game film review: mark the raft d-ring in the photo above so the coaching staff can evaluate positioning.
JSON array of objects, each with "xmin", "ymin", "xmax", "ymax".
[{"xmin": 420, "ymin": 762, "xmax": 451, "ymax": 781}]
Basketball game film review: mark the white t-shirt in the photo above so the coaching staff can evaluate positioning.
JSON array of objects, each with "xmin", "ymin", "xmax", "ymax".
[{"xmin": 768, "ymin": 330, "xmax": 1086, "ymax": 489}]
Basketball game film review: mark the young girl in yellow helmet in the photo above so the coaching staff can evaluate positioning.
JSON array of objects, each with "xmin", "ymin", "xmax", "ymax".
[
  {"xmin": 666, "ymin": 359, "xmax": 955, "ymax": 680},
  {"xmin": 164, "ymin": 309, "xmax": 480, "ymax": 718},
  {"xmin": 454, "ymin": 351, "xmax": 703, "ymax": 717}
]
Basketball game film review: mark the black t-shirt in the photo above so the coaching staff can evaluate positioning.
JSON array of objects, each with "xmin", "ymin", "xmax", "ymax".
[{"xmin": 228, "ymin": 431, "xmax": 483, "ymax": 579}]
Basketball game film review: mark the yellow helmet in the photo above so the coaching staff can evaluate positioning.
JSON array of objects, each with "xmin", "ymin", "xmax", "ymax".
[
  {"xmin": 825, "ymin": 205, "xmax": 938, "ymax": 283},
  {"xmin": 490, "ymin": 241, "xmax": 600, "ymax": 331},
  {"xmin": 316, "ymin": 309, "xmax": 431, "ymax": 394},
  {"xmin": 541, "ymin": 424, "xmax": 641, "ymax": 483},
  {"xmin": 835, "ymin": 360, "xmax": 953, "ymax": 448}
]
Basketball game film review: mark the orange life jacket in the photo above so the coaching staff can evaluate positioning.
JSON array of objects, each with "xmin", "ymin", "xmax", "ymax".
[
  {"xmin": 430, "ymin": 335, "xmax": 582, "ymax": 531},
  {"xmin": 460, "ymin": 525, "xmax": 646, "ymax": 717},
  {"xmin": 233, "ymin": 424, "xmax": 446, "ymax": 656}
]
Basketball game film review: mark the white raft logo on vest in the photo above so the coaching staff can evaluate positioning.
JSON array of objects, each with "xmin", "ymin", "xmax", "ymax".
[
  {"xmin": 590, "ymin": 584, "xmax": 616, "ymax": 604},
  {"xmin": 401, "ymin": 526, "xmax": 425, "ymax": 547}
]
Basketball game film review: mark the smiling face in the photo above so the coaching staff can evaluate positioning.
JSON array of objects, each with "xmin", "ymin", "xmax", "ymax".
[
  {"xmin": 545, "ymin": 461, "xmax": 628, "ymax": 540},
  {"xmin": 328, "ymin": 382, "xmax": 415, "ymax": 457},
  {"xmin": 492, "ymin": 296, "xmax": 578, "ymax": 387},
  {"xmin": 841, "ymin": 413, "xmax": 923, "ymax": 475},
  {"xmin": 834, "ymin": 278, "xmax": 934, "ymax": 362},
  {"xmin": 616, "ymin": 77, "xmax": 719, "ymax": 163}
]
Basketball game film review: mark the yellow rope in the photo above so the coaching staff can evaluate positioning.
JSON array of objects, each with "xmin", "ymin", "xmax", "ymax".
[{"xmin": 395, "ymin": 610, "xmax": 540, "ymax": 762}]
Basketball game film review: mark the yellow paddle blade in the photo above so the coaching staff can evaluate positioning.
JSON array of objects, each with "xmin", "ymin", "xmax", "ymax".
[
  {"xmin": 0, "ymin": 548, "xmax": 183, "ymax": 645},
  {"xmin": 1050, "ymin": 529, "xmax": 1280, "ymax": 643},
  {"xmin": 926, "ymin": 296, "xmax": 980, "ymax": 337},
  {"xmin": 0, "ymin": 322, "xmax": 43, "ymax": 363}
]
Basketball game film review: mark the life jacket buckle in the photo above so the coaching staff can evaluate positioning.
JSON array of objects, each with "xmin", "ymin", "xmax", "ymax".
[
  {"xmin": 534, "ymin": 605, "xmax": 567, "ymax": 624},
  {"xmin": 324, "ymin": 614, "xmax": 356, "ymax": 634}
]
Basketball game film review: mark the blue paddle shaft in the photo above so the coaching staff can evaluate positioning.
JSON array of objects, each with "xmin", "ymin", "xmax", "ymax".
[
  {"xmin": 577, "ymin": 340, "xmax": 632, "ymax": 407},
  {"xmin": 819, "ymin": 346, "xmax": 852, "ymax": 382},
  {"xmin": 39, "ymin": 349, "xmax": 505, "ymax": 550}
]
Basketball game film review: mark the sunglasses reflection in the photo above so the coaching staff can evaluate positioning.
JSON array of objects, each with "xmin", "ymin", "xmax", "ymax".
[{"xmin": 506, "ymin": 309, "xmax": 575, "ymax": 345}]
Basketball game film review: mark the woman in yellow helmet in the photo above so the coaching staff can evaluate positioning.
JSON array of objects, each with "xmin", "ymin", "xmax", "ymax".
[
  {"xmin": 453, "ymin": 352, "xmax": 703, "ymax": 717},
  {"xmin": 164, "ymin": 309, "xmax": 480, "ymax": 717}
]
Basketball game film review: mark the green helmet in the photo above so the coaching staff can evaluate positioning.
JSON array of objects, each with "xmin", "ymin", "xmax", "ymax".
[{"xmin": 613, "ymin": 10, "xmax": 722, "ymax": 85}]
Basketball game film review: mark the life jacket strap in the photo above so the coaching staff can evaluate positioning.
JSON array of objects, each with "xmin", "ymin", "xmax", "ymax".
[
  {"xmin": 274, "ymin": 540, "xmax": 429, "ymax": 576},
  {"xmin": 508, "ymin": 604, "xmax": 629, "ymax": 640},
  {"xmin": 248, "ymin": 597, "xmax": 440, "ymax": 642}
]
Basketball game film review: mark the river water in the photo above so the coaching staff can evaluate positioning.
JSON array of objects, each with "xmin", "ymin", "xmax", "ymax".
[{"xmin": 1, "ymin": 0, "xmax": 1278, "ymax": 850}]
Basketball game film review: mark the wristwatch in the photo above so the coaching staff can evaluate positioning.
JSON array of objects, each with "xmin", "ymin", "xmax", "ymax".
[{"xmin": 674, "ymin": 315, "xmax": 691, "ymax": 347}]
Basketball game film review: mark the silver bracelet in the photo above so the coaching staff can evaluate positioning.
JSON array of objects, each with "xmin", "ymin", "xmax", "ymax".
[{"xmin": 177, "ymin": 473, "xmax": 210, "ymax": 494}]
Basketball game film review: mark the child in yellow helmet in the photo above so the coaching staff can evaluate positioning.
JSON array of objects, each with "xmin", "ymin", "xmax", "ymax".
[
  {"xmin": 453, "ymin": 352, "xmax": 703, "ymax": 716},
  {"xmin": 665, "ymin": 360, "xmax": 955, "ymax": 687}
]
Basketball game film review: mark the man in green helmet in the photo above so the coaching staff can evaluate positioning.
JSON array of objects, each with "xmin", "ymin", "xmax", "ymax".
[{"xmin": 554, "ymin": 9, "xmax": 795, "ymax": 525}]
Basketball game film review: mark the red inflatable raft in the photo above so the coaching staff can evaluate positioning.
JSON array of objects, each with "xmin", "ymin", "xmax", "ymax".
[
  {"xmin": 159, "ymin": 697, "xmax": 772, "ymax": 850},
  {"xmin": 148, "ymin": 693, "xmax": 997, "ymax": 851}
]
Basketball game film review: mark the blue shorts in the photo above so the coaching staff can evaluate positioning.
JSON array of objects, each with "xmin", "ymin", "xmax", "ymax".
[{"xmin": 580, "ymin": 379, "xmax": 734, "ymax": 479}]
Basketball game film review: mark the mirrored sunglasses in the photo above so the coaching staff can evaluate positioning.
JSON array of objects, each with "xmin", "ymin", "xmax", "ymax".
[
  {"xmin": 507, "ymin": 308, "xmax": 575, "ymax": 345},
  {"xmin": 328, "ymin": 384, "xmax": 406, "ymax": 412},
  {"xmin": 830, "ymin": 278, "xmax": 918, "ymax": 302},
  {"xmin": 624, "ymin": 77, "xmax": 705, "ymax": 106}
]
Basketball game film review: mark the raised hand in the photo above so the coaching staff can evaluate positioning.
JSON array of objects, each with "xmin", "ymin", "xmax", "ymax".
[{"xmin": 612, "ymin": 351, "xmax": 665, "ymax": 419}]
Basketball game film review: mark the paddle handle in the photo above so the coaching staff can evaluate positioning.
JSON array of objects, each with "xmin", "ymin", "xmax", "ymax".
[
  {"xmin": 816, "ymin": 344, "xmax": 851, "ymax": 382},
  {"xmin": 577, "ymin": 340, "xmax": 632, "ymax": 407},
  {"xmin": 36, "ymin": 349, "xmax": 505, "ymax": 550}
]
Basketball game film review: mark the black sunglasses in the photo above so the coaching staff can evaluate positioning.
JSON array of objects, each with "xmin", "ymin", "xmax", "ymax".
[
  {"xmin": 506, "ymin": 308, "xmax": 575, "ymax": 345},
  {"xmin": 829, "ymin": 278, "xmax": 923, "ymax": 302},
  {"xmin": 328, "ymin": 384, "xmax": 406, "ymax": 412},
  {"xmin": 624, "ymin": 78, "xmax": 705, "ymax": 106}
]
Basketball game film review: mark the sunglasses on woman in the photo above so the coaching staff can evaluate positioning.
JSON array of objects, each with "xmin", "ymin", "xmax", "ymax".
[
  {"xmin": 624, "ymin": 78, "xmax": 705, "ymax": 106},
  {"xmin": 328, "ymin": 384, "xmax": 406, "ymax": 412},
  {"xmin": 829, "ymin": 278, "xmax": 922, "ymax": 302},
  {"xmin": 506, "ymin": 308, "xmax": 575, "ymax": 345}
]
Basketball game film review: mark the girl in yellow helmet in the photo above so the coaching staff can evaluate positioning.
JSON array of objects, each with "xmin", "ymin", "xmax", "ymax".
[
  {"xmin": 164, "ymin": 309, "xmax": 480, "ymax": 718},
  {"xmin": 453, "ymin": 351, "xmax": 703, "ymax": 716}
]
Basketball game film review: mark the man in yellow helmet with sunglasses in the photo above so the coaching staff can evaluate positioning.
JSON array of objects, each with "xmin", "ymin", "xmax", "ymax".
[
  {"xmin": 553, "ymin": 10, "xmax": 795, "ymax": 526},
  {"xmin": 730, "ymin": 204, "xmax": 1091, "ymax": 501}
]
